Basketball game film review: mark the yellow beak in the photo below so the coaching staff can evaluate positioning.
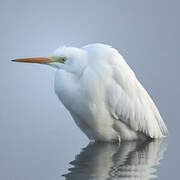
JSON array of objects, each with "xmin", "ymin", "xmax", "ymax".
[{"xmin": 11, "ymin": 57, "xmax": 54, "ymax": 64}]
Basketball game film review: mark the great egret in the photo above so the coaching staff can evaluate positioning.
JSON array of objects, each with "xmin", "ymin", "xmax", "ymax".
[{"xmin": 12, "ymin": 43, "xmax": 168, "ymax": 142}]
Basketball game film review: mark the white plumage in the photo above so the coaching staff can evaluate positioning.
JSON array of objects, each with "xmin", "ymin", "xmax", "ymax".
[
  {"xmin": 53, "ymin": 43, "xmax": 168, "ymax": 142},
  {"xmin": 12, "ymin": 43, "xmax": 168, "ymax": 142}
]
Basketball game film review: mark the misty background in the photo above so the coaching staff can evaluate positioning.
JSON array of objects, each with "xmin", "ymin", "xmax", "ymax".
[{"xmin": 0, "ymin": 0, "xmax": 179, "ymax": 179}]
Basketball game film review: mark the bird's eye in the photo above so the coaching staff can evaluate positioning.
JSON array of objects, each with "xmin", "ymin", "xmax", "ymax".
[
  {"xmin": 58, "ymin": 57, "xmax": 66, "ymax": 63},
  {"xmin": 61, "ymin": 58, "xmax": 66, "ymax": 62}
]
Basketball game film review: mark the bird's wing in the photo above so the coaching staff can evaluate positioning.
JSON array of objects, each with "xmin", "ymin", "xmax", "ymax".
[{"xmin": 106, "ymin": 56, "xmax": 168, "ymax": 138}]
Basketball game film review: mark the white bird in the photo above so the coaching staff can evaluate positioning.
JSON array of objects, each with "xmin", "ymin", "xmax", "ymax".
[{"xmin": 12, "ymin": 43, "xmax": 168, "ymax": 142}]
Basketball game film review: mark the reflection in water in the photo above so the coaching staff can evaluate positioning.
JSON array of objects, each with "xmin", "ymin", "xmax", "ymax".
[{"xmin": 63, "ymin": 140, "xmax": 167, "ymax": 180}]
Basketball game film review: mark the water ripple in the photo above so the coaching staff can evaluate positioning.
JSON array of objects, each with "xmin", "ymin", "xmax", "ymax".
[{"xmin": 63, "ymin": 140, "xmax": 167, "ymax": 180}]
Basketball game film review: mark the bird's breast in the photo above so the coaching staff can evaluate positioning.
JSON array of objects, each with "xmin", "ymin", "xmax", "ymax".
[{"xmin": 54, "ymin": 69, "xmax": 118, "ymax": 141}]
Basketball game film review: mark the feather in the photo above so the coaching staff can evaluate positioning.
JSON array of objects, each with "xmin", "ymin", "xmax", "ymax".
[{"xmin": 106, "ymin": 50, "xmax": 168, "ymax": 138}]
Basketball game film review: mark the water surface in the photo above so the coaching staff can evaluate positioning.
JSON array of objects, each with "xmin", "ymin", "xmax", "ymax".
[{"xmin": 63, "ymin": 140, "xmax": 167, "ymax": 180}]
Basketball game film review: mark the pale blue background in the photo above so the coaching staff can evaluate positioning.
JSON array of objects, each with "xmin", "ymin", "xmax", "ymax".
[{"xmin": 0, "ymin": 0, "xmax": 179, "ymax": 179}]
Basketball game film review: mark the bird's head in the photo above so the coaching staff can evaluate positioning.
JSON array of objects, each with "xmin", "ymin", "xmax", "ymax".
[{"xmin": 12, "ymin": 46, "xmax": 88, "ymax": 75}]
